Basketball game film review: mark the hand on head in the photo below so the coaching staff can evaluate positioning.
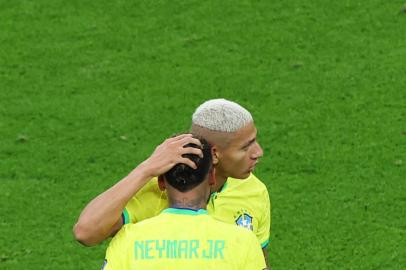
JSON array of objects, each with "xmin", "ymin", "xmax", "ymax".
[{"xmin": 140, "ymin": 134, "xmax": 203, "ymax": 179}]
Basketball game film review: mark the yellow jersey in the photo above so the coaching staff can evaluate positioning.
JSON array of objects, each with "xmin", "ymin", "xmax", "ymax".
[
  {"xmin": 104, "ymin": 208, "xmax": 267, "ymax": 270},
  {"xmin": 123, "ymin": 174, "xmax": 271, "ymax": 248}
]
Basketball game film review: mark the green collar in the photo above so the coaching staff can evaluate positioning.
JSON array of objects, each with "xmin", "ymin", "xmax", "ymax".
[
  {"xmin": 219, "ymin": 180, "xmax": 228, "ymax": 192},
  {"xmin": 163, "ymin": 208, "xmax": 208, "ymax": 216},
  {"xmin": 210, "ymin": 180, "xmax": 228, "ymax": 199}
]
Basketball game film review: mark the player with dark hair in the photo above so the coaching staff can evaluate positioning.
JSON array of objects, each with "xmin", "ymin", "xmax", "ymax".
[
  {"xmin": 74, "ymin": 99, "xmax": 271, "ymax": 267},
  {"xmin": 102, "ymin": 138, "xmax": 267, "ymax": 270},
  {"xmin": 164, "ymin": 140, "xmax": 213, "ymax": 193}
]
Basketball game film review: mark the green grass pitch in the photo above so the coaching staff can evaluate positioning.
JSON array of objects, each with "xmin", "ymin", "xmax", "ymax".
[{"xmin": 0, "ymin": 0, "xmax": 405, "ymax": 269}]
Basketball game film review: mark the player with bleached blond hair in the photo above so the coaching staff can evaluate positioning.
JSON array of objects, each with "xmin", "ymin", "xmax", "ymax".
[
  {"xmin": 102, "ymin": 138, "xmax": 267, "ymax": 270},
  {"xmin": 74, "ymin": 99, "xmax": 271, "ymax": 268}
]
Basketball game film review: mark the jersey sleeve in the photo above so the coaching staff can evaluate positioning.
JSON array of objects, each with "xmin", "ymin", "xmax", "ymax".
[
  {"xmin": 256, "ymin": 188, "xmax": 271, "ymax": 248},
  {"xmin": 122, "ymin": 177, "xmax": 168, "ymax": 224},
  {"xmin": 103, "ymin": 228, "xmax": 128, "ymax": 270},
  {"xmin": 241, "ymin": 231, "xmax": 268, "ymax": 270}
]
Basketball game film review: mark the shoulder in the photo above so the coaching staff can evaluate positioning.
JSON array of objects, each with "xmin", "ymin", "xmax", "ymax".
[
  {"xmin": 128, "ymin": 176, "xmax": 166, "ymax": 203},
  {"xmin": 211, "ymin": 217, "xmax": 259, "ymax": 243},
  {"xmin": 228, "ymin": 173, "xmax": 269, "ymax": 195},
  {"xmin": 209, "ymin": 216, "xmax": 253, "ymax": 236},
  {"xmin": 116, "ymin": 214, "xmax": 163, "ymax": 238},
  {"xmin": 138, "ymin": 177, "xmax": 160, "ymax": 194},
  {"xmin": 125, "ymin": 213, "xmax": 163, "ymax": 229},
  {"xmin": 247, "ymin": 173, "xmax": 268, "ymax": 190}
]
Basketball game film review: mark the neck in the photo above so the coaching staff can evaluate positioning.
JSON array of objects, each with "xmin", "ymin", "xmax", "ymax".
[
  {"xmin": 165, "ymin": 180, "xmax": 211, "ymax": 210},
  {"xmin": 212, "ymin": 169, "xmax": 227, "ymax": 192},
  {"xmin": 169, "ymin": 196, "xmax": 207, "ymax": 210}
]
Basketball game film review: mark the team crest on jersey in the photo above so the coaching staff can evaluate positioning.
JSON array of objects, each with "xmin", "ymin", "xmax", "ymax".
[{"xmin": 235, "ymin": 211, "xmax": 253, "ymax": 231}]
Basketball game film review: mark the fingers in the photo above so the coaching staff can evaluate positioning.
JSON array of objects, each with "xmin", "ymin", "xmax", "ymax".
[
  {"xmin": 155, "ymin": 134, "xmax": 204, "ymax": 171},
  {"xmin": 169, "ymin": 133, "xmax": 193, "ymax": 141},
  {"xmin": 181, "ymin": 146, "xmax": 203, "ymax": 158},
  {"xmin": 165, "ymin": 134, "xmax": 202, "ymax": 149},
  {"xmin": 176, "ymin": 136, "xmax": 203, "ymax": 158},
  {"xmin": 176, "ymin": 136, "xmax": 202, "ymax": 148},
  {"xmin": 179, "ymin": 157, "xmax": 197, "ymax": 169}
]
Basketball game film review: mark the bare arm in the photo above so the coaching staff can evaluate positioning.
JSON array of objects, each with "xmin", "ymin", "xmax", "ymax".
[{"xmin": 73, "ymin": 134, "xmax": 203, "ymax": 246}]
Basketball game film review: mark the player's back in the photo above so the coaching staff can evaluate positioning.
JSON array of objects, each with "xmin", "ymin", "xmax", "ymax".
[{"xmin": 104, "ymin": 208, "xmax": 266, "ymax": 270}]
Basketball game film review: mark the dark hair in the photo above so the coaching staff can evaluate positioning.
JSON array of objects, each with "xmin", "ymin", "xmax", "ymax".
[{"xmin": 164, "ymin": 137, "xmax": 212, "ymax": 192}]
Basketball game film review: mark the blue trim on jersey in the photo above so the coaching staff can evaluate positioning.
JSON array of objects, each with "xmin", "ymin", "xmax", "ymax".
[
  {"xmin": 163, "ymin": 208, "xmax": 208, "ymax": 216},
  {"xmin": 122, "ymin": 208, "xmax": 130, "ymax": 224},
  {"xmin": 261, "ymin": 239, "xmax": 270, "ymax": 248}
]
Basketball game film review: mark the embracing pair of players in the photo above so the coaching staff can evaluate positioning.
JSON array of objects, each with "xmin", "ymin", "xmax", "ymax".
[{"xmin": 74, "ymin": 99, "xmax": 271, "ymax": 270}]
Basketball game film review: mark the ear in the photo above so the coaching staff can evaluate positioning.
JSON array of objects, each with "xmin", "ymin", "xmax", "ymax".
[
  {"xmin": 208, "ymin": 167, "xmax": 217, "ymax": 187},
  {"xmin": 157, "ymin": 175, "xmax": 166, "ymax": 191},
  {"xmin": 211, "ymin": 146, "xmax": 220, "ymax": 165}
]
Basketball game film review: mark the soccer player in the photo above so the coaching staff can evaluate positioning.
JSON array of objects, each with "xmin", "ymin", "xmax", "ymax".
[
  {"xmin": 74, "ymin": 99, "xmax": 271, "ymax": 267},
  {"xmin": 102, "ymin": 138, "xmax": 267, "ymax": 270}
]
